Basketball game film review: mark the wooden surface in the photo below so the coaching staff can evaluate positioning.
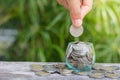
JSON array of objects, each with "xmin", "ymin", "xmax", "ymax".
[{"xmin": 0, "ymin": 62, "xmax": 120, "ymax": 80}]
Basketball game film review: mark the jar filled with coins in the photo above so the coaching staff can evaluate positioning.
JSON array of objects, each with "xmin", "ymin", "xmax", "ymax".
[{"xmin": 66, "ymin": 41, "xmax": 95, "ymax": 72}]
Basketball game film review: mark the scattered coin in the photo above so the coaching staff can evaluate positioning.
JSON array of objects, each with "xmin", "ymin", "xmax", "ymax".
[
  {"xmin": 101, "ymin": 66, "xmax": 119, "ymax": 71},
  {"xmin": 60, "ymin": 69, "xmax": 73, "ymax": 76},
  {"xmin": 43, "ymin": 65, "xmax": 59, "ymax": 73},
  {"xmin": 114, "ymin": 70, "xmax": 120, "ymax": 75},
  {"xmin": 61, "ymin": 73, "xmax": 73, "ymax": 76},
  {"xmin": 53, "ymin": 63, "xmax": 66, "ymax": 70},
  {"xmin": 92, "ymin": 64, "xmax": 104, "ymax": 70},
  {"xmin": 60, "ymin": 69, "xmax": 73, "ymax": 74},
  {"xmin": 105, "ymin": 73, "xmax": 120, "ymax": 79},
  {"xmin": 89, "ymin": 72, "xmax": 104, "ymax": 79},
  {"xmin": 31, "ymin": 64, "xmax": 42, "ymax": 68},
  {"xmin": 76, "ymin": 71, "xmax": 90, "ymax": 76},
  {"xmin": 31, "ymin": 65, "xmax": 44, "ymax": 72},
  {"xmin": 60, "ymin": 70, "xmax": 73, "ymax": 76},
  {"xmin": 35, "ymin": 71, "xmax": 50, "ymax": 76},
  {"xmin": 91, "ymin": 70, "xmax": 105, "ymax": 74},
  {"xmin": 70, "ymin": 25, "xmax": 83, "ymax": 37}
]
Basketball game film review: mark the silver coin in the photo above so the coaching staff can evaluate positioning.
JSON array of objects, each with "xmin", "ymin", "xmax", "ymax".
[
  {"xmin": 77, "ymin": 61, "xmax": 83, "ymax": 68},
  {"xmin": 31, "ymin": 65, "xmax": 44, "ymax": 72},
  {"xmin": 91, "ymin": 70, "xmax": 106, "ymax": 74},
  {"xmin": 86, "ymin": 53, "xmax": 93, "ymax": 62},
  {"xmin": 70, "ymin": 25, "xmax": 83, "ymax": 37},
  {"xmin": 101, "ymin": 66, "xmax": 119, "ymax": 71},
  {"xmin": 70, "ymin": 62, "xmax": 78, "ymax": 67},
  {"xmin": 60, "ymin": 69, "xmax": 73, "ymax": 76},
  {"xmin": 60, "ymin": 73, "xmax": 73, "ymax": 76},
  {"xmin": 35, "ymin": 71, "xmax": 50, "ymax": 76},
  {"xmin": 31, "ymin": 64, "xmax": 42, "ymax": 67},
  {"xmin": 89, "ymin": 72, "xmax": 104, "ymax": 79},
  {"xmin": 70, "ymin": 54, "xmax": 79, "ymax": 61},
  {"xmin": 105, "ymin": 73, "xmax": 120, "ymax": 79},
  {"xmin": 92, "ymin": 64, "xmax": 104, "ymax": 70},
  {"xmin": 76, "ymin": 71, "xmax": 90, "ymax": 76},
  {"xmin": 71, "ymin": 52, "xmax": 80, "ymax": 57},
  {"xmin": 81, "ymin": 57, "xmax": 91, "ymax": 64},
  {"xmin": 114, "ymin": 70, "xmax": 120, "ymax": 75},
  {"xmin": 60, "ymin": 69, "xmax": 73, "ymax": 74},
  {"xmin": 43, "ymin": 65, "xmax": 59, "ymax": 73},
  {"xmin": 71, "ymin": 55, "xmax": 79, "ymax": 61},
  {"xmin": 53, "ymin": 63, "xmax": 66, "ymax": 70}
]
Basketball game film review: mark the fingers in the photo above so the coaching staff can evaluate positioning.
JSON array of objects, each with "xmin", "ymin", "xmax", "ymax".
[
  {"xmin": 57, "ymin": 0, "xmax": 69, "ymax": 9},
  {"xmin": 57, "ymin": 0, "xmax": 93, "ymax": 28},
  {"xmin": 81, "ymin": 0, "xmax": 93, "ymax": 19},
  {"xmin": 67, "ymin": 0, "xmax": 82, "ymax": 27}
]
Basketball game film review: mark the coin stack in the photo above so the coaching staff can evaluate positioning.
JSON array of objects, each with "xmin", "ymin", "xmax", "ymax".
[{"xmin": 66, "ymin": 41, "xmax": 95, "ymax": 71}]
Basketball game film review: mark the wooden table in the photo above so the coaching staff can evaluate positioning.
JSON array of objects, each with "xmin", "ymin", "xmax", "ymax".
[{"xmin": 0, "ymin": 62, "xmax": 119, "ymax": 80}]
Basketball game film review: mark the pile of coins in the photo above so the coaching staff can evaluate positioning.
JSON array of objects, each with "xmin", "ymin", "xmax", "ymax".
[
  {"xmin": 66, "ymin": 41, "xmax": 95, "ymax": 71},
  {"xmin": 30, "ymin": 64, "xmax": 120, "ymax": 79}
]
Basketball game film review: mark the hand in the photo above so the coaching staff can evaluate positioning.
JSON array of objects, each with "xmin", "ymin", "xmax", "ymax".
[{"xmin": 57, "ymin": 0, "xmax": 93, "ymax": 27}]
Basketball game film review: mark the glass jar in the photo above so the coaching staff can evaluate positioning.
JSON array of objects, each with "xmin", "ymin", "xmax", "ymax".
[{"xmin": 66, "ymin": 41, "xmax": 95, "ymax": 72}]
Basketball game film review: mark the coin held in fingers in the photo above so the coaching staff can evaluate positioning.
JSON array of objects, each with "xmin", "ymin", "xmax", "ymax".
[{"xmin": 70, "ymin": 25, "xmax": 84, "ymax": 37}]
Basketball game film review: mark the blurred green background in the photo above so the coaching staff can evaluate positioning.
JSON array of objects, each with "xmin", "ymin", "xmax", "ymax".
[{"xmin": 0, "ymin": 0, "xmax": 120, "ymax": 62}]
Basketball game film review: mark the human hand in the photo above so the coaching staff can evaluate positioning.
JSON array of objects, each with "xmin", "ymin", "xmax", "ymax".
[{"xmin": 57, "ymin": 0, "xmax": 93, "ymax": 28}]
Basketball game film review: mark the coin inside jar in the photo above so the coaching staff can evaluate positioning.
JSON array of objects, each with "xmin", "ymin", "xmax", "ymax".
[{"xmin": 70, "ymin": 25, "xmax": 83, "ymax": 37}]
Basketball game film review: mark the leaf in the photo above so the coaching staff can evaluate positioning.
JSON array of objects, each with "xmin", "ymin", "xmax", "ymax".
[
  {"xmin": 51, "ymin": 44, "xmax": 65, "ymax": 61},
  {"xmin": 38, "ymin": 48, "xmax": 46, "ymax": 62},
  {"xmin": 101, "ymin": 7, "xmax": 110, "ymax": 34},
  {"xmin": 46, "ymin": 12, "xmax": 64, "ymax": 30}
]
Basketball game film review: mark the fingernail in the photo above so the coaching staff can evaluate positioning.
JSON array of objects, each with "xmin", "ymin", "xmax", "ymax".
[{"xmin": 73, "ymin": 19, "xmax": 82, "ymax": 27}]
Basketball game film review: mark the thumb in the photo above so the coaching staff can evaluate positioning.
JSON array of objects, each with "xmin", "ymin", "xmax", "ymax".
[{"xmin": 67, "ymin": 0, "xmax": 82, "ymax": 27}]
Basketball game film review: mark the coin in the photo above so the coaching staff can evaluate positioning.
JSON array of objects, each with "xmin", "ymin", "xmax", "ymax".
[
  {"xmin": 31, "ymin": 64, "xmax": 42, "ymax": 67},
  {"xmin": 70, "ymin": 25, "xmax": 83, "ymax": 37},
  {"xmin": 60, "ymin": 69, "xmax": 73, "ymax": 76},
  {"xmin": 81, "ymin": 57, "xmax": 91, "ymax": 64},
  {"xmin": 61, "ymin": 69, "xmax": 73, "ymax": 73},
  {"xmin": 53, "ymin": 63, "xmax": 66, "ymax": 69},
  {"xmin": 77, "ymin": 61, "xmax": 83, "ymax": 68},
  {"xmin": 101, "ymin": 66, "xmax": 119, "ymax": 71},
  {"xmin": 31, "ymin": 65, "xmax": 44, "ymax": 72},
  {"xmin": 43, "ymin": 65, "xmax": 59, "ymax": 73},
  {"xmin": 69, "ymin": 60, "xmax": 78, "ymax": 67},
  {"xmin": 35, "ymin": 71, "xmax": 50, "ymax": 76},
  {"xmin": 89, "ymin": 72, "xmax": 104, "ymax": 79},
  {"xmin": 60, "ymin": 73, "xmax": 73, "ymax": 76},
  {"xmin": 92, "ymin": 64, "xmax": 104, "ymax": 70},
  {"xmin": 70, "ymin": 54, "xmax": 78, "ymax": 61},
  {"xmin": 91, "ymin": 70, "xmax": 105, "ymax": 74},
  {"xmin": 76, "ymin": 71, "xmax": 89, "ymax": 76},
  {"xmin": 60, "ymin": 69, "xmax": 73, "ymax": 74},
  {"xmin": 115, "ymin": 70, "xmax": 120, "ymax": 75},
  {"xmin": 105, "ymin": 73, "xmax": 120, "ymax": 79},
  {"xmin": 86, "ymin": 53, "xmax": 93, "ymax": 62}
]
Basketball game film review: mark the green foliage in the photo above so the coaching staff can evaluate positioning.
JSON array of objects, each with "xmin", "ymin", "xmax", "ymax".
[{"xmin": 0, "ymin": 0, "xmax": 120, "ymax": 62}]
